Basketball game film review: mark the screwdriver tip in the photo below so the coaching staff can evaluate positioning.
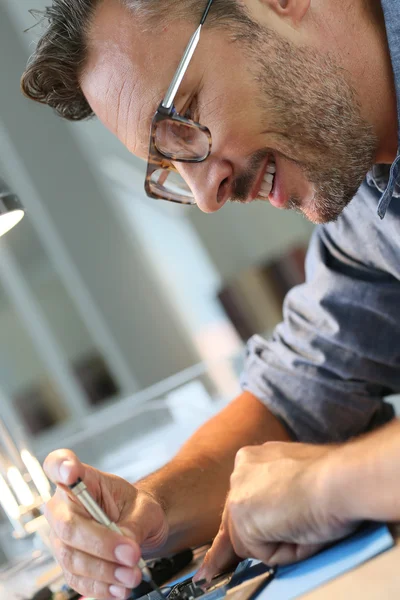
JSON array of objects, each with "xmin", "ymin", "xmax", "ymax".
[{"xmin": 149, "ymin": 578, "xmax": 165, "ymax": 600}]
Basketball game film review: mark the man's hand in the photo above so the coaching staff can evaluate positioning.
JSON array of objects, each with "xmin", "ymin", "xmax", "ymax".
[
  {"xmin": 43, "ymin": 449, "xmax": 169, "ymax": 599},
  {"xmin": 195, "ymin": 441, "xmax": 358, "ymax": 581}
]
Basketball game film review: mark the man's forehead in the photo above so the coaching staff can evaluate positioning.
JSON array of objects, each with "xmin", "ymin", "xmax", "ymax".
[
  {"xmin": 81, "ymin": 56, "xmax": 160, "ymax": 158},
  {"xmin": 81, "ymin": 0, "xmax": 191, "ymax": 158}
]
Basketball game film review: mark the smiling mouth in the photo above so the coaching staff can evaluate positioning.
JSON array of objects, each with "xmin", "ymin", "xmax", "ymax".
[{"xmin": 246, "ymin": 154, "xmax": 276, "ymax": 203}]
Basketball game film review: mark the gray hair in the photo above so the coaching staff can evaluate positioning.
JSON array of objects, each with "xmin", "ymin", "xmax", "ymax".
[{"xmin": 21, "ymin": 0, "xmax": 252, "ymax": 122}]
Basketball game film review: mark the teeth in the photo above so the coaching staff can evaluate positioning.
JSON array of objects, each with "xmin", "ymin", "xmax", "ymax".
[
  {"xmin": 264, "ymin": 173, "xmax": 274, "ymax": 184},
  {"xmin": 252, "ymin": 158, "xmax": 276, "ymax": 201},
  {"xmin": 256, "ymin": 159, "xmax": 276, "ymax": 199}
]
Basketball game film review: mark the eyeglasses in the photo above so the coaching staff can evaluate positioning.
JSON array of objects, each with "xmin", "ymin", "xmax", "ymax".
[{"xmin": 145, "ymin": 0, "xmax": 214, "ymax": 205}]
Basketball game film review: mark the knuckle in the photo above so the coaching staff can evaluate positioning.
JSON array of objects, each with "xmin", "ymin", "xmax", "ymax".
[
  {"xmin": 57, "ymin": 544, "xmax": 74, "ymax": 571},
  {"xmin": 63, "ymin": 570, "xmax": 76, "ymax": 589},
  {"xmin": 262, "ymin": 441, "xmax": 283, "ymax": 457},
  {"xmin": 97, "ymin": 559, "xmax": 111, "ymax": 582},
  {"xmin": 65, "ymin": 573, "xmax": 92, "ymax": 598},
  {"xmin": 43, "ymin": 495, "xmax": 57, "ymax": 522},
  {"xmin": 92, "ymin": 579, "xmax": 114, "ymax": 599},
  {"xmin": 234, "ymin": 446, "xmax": 250, "ymax": 468},
  {"xmin": 48, "ymin": 530, "xmax": 56, "ymax": 548},
  {"xmin": 227, "ymin": 494, "xmax": 245, "ymax": 518},
  {"xmin": 49, "ymin": 536, "xmax": 60, "ymax": 560},
  {"xmin": 57, "ymin": 511, "xmax": 76, "ymax": 543},
  {"xmin": 90, "ymin": 537, "xmax": 105, "ymax": 559}
]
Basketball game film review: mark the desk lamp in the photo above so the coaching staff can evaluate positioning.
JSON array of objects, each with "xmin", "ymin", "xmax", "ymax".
[{"xmin": 0, "ymin": 177, "xmax": 24, "ymax": 237}]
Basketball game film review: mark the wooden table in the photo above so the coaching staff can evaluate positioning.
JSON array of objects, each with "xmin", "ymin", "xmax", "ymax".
[{"xmin": 302, "ymin": 527, "xmax": 400, "ymax": 599}]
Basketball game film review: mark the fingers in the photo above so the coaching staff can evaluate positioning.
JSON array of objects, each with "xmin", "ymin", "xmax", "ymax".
[
  {"xmin": 56, "ymin": 538, "xmax": 138, "ymax": 599},
  {"xmin": 49, "ymin": 512, "xmax": 143, "ymax": 600},
  {"xmin": 45, "ymin": 498, "xmax": 141, "ymax": 566},
  {"xmin": 52, "ymin": 534, "xmax": 142, "ymax": 586},
  {"xmin": 61, "ymin": 571, "xmax": 131, "ymax": 599},
  {"xmin": 43, "ymin": 450, "xmax": 147, "ymax": 600},
  {"xmin": 43, "ymin": 449, "xmax": 85, "ymax": 488},
  {"xmin": 266, "ymin": 542, "xmax": 325, "ymax": 565}
]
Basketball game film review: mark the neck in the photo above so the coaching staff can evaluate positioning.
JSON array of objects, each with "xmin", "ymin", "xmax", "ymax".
[
  {"xmin": 324, "ymin": 0, "xmax": 398, "ymax": 163},
  {"xmin": 354, "ymin": 0, "xmax": 398, "ymax": 162}
]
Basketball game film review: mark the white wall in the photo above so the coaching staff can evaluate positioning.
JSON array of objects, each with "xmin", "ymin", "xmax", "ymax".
[
  {"xmin": 0, "ymin": 273, "xmax": 97, "ymax": 397},
  {"xmin": 0, "ymin": 3, "xmax": 201, "ymax": 393}
]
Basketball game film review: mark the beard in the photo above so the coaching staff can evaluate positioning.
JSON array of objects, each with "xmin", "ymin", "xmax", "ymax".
[{"xmin": 231, "ymin": 23, "xmax": 377, "ymax": 223}]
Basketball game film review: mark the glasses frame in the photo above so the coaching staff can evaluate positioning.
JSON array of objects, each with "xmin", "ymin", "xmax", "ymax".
[{"xmin": 145, "ymin": 0, "xmax": 214, "ymax": 205}]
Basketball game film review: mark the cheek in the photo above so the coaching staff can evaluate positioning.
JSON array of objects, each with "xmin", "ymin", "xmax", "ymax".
[
  {"xmin": 199, "ymin": 72, "xmax": 266, "ymax": 157},
  {"xmin": 211, "ymin": 125, "xmax": 267, "ymax": 161},
  {"xmin": 203, "ymin": 98, "xmax": 261, "ymax": 149}
]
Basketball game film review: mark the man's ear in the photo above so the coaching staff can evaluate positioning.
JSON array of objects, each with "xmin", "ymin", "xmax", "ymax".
[{"xmin": 245, "ymin": 0, "xmax": 311, "ymax": 26}]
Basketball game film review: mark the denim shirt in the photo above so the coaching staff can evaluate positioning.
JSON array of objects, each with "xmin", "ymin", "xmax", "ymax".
[{"xmin": 241, "ymin": 0, "xmax": 400, "ymax": 443}]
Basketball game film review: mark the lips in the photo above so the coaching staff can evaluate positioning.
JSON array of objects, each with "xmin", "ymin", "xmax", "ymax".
[
  {"xmin": 254, "ymin": 154, "xmax": 287, "ymax": 209},
  {"xmin": 258, "ymin": 159, "xmax": 276, "ymax": 199},
  {"xmin": 268, "ymin": 155, "xmax": 294, "ymax": 209},
  {"xmin": 246, "ymin": 155, "xmax": 275, "ymax": 203},
  {"xmin": 268, "ymin": 156, "xmax": 284, "ymax": 208},
  {"xmin": 254, "ymin": 153, "xmax": 314, "ymax": 212},
  {"xmin": 247, "ymin": 155, "xmax": 275, "ymax": 204}
]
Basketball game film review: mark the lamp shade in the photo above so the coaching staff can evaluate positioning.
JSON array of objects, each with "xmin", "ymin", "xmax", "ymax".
[{"xmin": 0, "ymin": 178, "xmax": 24, "ymax": 237}]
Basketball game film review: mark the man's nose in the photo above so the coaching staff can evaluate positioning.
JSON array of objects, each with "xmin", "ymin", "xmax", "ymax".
[{"xmin": 175, "ymin": 157, "xmax": 234, "ymax": 213}]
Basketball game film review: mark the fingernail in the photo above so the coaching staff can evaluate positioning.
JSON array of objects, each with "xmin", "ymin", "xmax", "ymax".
[
  {"xmin": 115, "ymin": 566, "xmax": 136, "ymax": 587},
  {"xmin": 115, "ymin": 544, "xmax": 136, "ymax": 567},
  {"xmin": 59, "ymin": 460, "xmax": 73, "ymax": 483},
  {"xmin": 110, "ymin": 585, "xmax": 127, "ymax": 598},
  {"xmin": 193, "ymin": 566, "xmax": 207, "ymax": 583}
]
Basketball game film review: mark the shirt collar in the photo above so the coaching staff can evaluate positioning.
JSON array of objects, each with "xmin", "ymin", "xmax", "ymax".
[
  {"xmin": 373, "ymin": 0, "xmax": 400, "ymax": 218},
  {"xmin": 375, "ymin": 157, "xmax": 400, "ymax": 218}
]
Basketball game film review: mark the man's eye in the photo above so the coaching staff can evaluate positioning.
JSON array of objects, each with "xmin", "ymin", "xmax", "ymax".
[
  {"xmin": 184, "ymin": 99, "xmax": 197, "ymax": 121},
  {"xmin": 171, "ymin": 122, "xmax": 195, "ymax": 144}
]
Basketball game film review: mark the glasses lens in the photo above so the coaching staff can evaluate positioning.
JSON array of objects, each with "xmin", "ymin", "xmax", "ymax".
[
  {"xmin": 154, "ymin": 118, "xmax": 210, "ymax": 161},
  {"xmin": 149, "ymin": 168, "xmax": 195, "ymax": 204}
]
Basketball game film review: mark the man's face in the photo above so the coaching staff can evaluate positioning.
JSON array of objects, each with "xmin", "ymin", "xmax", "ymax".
[{"xmin": 81, "ymin": 0, "xmax": 377, "ymax": 223}]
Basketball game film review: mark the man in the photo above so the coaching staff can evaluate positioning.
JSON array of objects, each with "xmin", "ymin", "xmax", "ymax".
[{"xmin": 21, "ymin": 0, "xmax": 400, "ymax": 598}]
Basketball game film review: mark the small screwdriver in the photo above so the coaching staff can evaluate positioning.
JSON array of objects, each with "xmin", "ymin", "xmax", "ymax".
[{"xmin": 69, "ymin": 478, "xmax": 164, "ymax": 600}]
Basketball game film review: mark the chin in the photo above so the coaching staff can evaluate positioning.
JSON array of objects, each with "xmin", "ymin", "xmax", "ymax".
[
  {"xmin": 292, "ymin": 189, "xmax": 339, "ymax": 225},
  {"xmin": 300, "ymin": 202, "xmax": 343, "ymax": 224},
  {"xmin": 301, "ymin": 208, "xmax": 328, "ymax": 224}
]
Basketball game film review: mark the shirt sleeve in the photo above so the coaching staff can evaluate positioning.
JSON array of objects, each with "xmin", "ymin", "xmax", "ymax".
[{"xmin": 241, "ymin": 219, "xmax": 397, "ymax": 444}]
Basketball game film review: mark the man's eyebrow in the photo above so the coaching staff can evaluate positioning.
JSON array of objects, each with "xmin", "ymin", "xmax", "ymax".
[
  {"xmin": 142, "ymin": 113, "xmax": 154, "ymax": 135},
  {"xmin": 140, "ymin": 93, "xmax": 161, "ymax": 133},
  {"xmin": 134, "ymin": 104, "xmax": 156, "ymax": 149},
  {"xmin": 138, "ymin": 89, "xmax": 194, "ymax": 142}
]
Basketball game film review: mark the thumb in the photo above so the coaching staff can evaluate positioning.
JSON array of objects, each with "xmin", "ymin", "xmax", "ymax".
[{"xmin": 43, "ymin": 448, "xmax": 85, "ymax": 488}]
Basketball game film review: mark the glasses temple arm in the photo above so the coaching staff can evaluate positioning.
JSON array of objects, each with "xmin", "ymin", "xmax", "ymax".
[
  {"xmin": 161, "ymin": 25, "xmax": 202, "ymax": 110},
  {"xmin": 161, "ymin": 0, "xmax": 213, "ymax": 110}
]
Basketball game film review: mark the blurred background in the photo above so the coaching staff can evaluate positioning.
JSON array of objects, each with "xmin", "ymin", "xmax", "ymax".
[{"xmin": 0, "ymin": 0, "xmax": 316, "ymax": 575}]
